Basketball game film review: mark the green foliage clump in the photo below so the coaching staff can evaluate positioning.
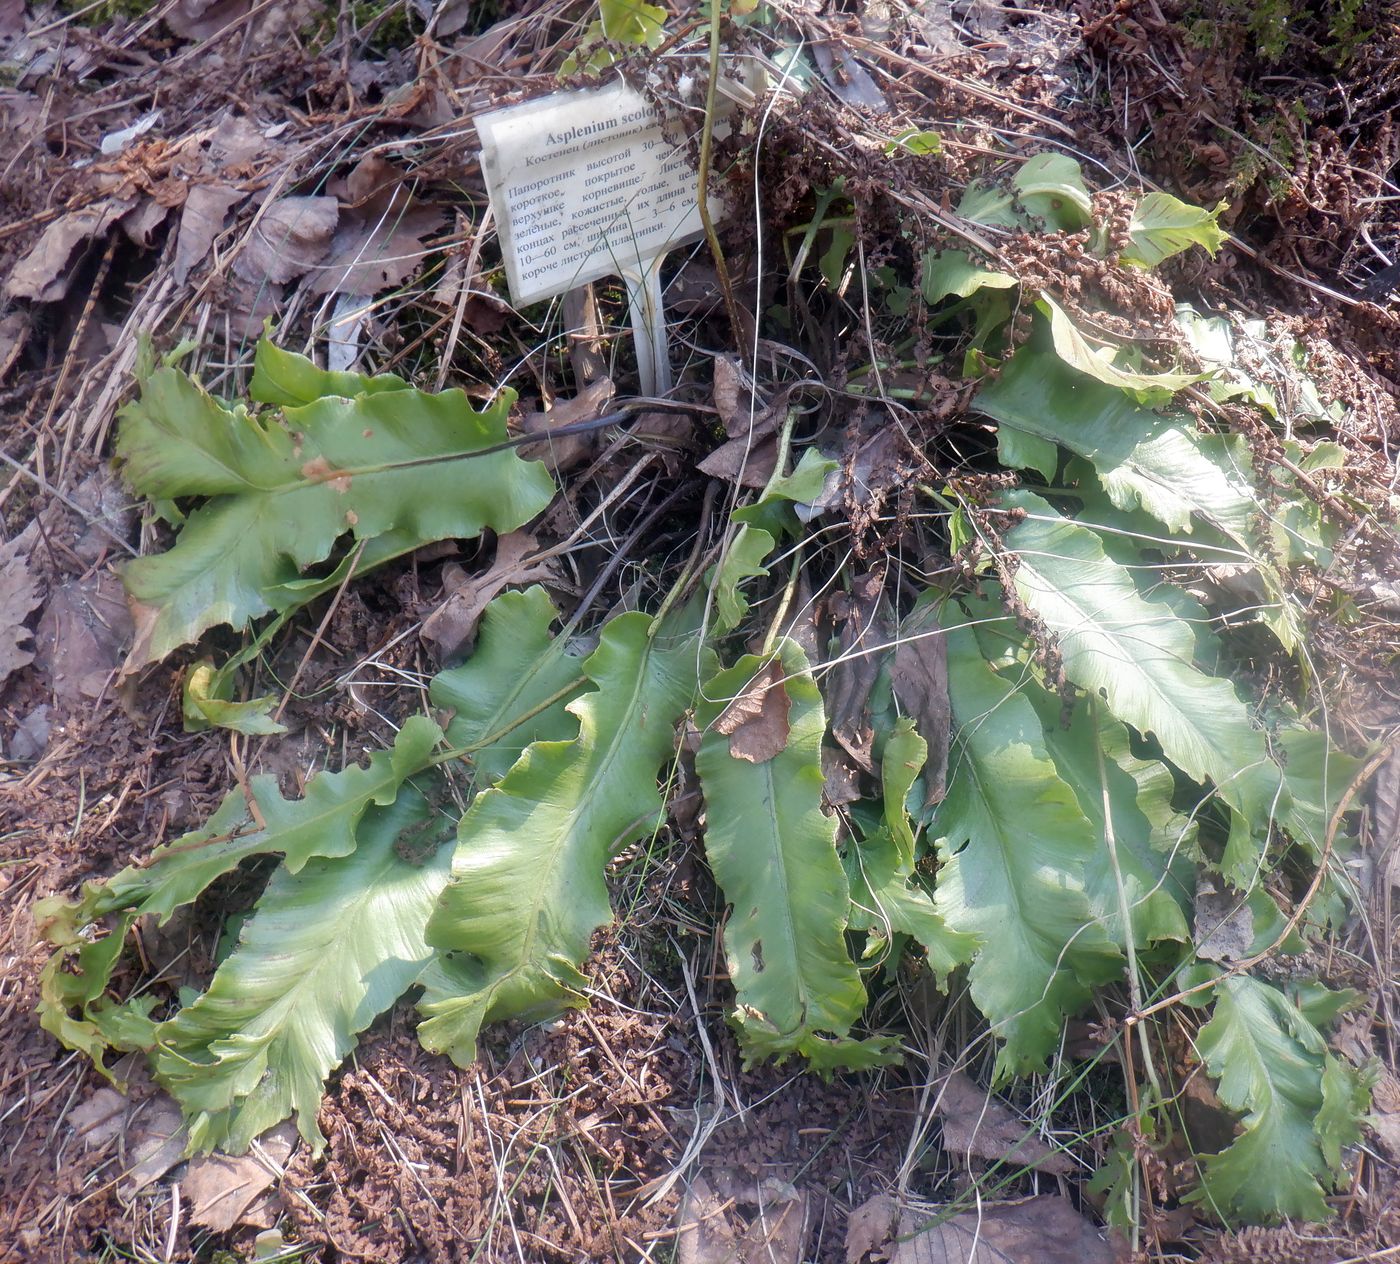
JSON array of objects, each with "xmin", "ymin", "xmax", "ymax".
[{"xmin": 35, "ymin": 155, "xmax": 1377, "ymax": 1231}]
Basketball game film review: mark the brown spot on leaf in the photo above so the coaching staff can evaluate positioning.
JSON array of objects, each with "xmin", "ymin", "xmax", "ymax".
[{"xmin": 301, "ymin": 455, "xmax": 352, "ymax": 493}]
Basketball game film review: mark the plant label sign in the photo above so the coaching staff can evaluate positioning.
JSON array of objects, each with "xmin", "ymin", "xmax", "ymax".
[{"xmin": 475, "ymin": 79, "xmax": 723, "ymax": 394}]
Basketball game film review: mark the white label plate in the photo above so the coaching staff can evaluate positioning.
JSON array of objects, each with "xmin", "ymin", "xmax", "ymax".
[{"xmin": 475, "ymin": 80, "xmax": 720, "ymax": 307}]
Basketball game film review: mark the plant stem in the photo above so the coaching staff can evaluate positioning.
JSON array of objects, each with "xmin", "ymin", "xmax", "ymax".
[{"xmin": 697, "ymin": 0, "xmax": 745, "ymax": 356}]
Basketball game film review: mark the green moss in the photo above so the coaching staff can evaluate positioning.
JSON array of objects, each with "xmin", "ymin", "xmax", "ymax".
[{"xmin": 299, "ymin": 0, "xmax": 417, "ymax": 55}]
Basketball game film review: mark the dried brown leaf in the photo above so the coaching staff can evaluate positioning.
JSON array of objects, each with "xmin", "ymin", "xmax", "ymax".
[
  {"xmin": 420, "ymin": 531, "xmax": 556, "ymax": 661},
  {"xmin": 120, "ymin": 1096, "xmax": 188, "ymax": 1194},
  {"xmin": 823, "ymin": 744, "xmax": 863, "ymax": 807},
  {"xmin": 206, "ymin": 112, "xmax": 268, "ymax": 169},
  {"xmin": 826, "ymin": 572, "xmax": 888, "ymax": 772},
  {"xmin": 677, "ymin": 1175, "xmax": 740, "ymax": 1264},
  {"xmin": 69, "ymin": 1087, "xmax": 128, "ymax": 1150},
  {"xmin": 4, "ymin": 199, "xmax": 133, "ymax": 302},
  {"xmin": 712, "ymin": 354, "xmax": 752, "ymax": 437},
  {"xmin": 891, "ymin": 608, "xmax": 950, "ymax": 806},
  {"xmin": 935, "ymin": 1071, "xmax": 1074, "ymax": 1176},
  {"xmin": 165, "ymin": 0, "xmax": 252, "ymax": 40},
  {"xmin": 174, "ymin": 183, "xmax": 245, "ymax": 283},
  {"xmin": 120, "ymin": 198, "xmax": 171, "ymax": 247},
  {"xmin": 305, "ymin": 204, "xmax": 442, "ymax": 297},
  {"xmin": 848, "ymin": 1195, "xmax": 1116, "ymax": 1264},
  {"xmin": 235, "ymin": 196, "xmax": 338, "ymax": 285},
  {"xmin": 713, "ymin": 659, "xmax": 791, "ymax": 764},
  {"xmin": 698, "ymin": 434, "xmax": 778, "ymax": 488},
  {"xmin": 517, "ymin": 376, "xmax": 616, "ymax": 473},
  {"xmin": 1193, "ymin": 876, "xmax": 1255, "ymax": 963},
  {"xmin": 34, "ymin": 574, "xmax": 133, "ymax": 705},
  {"xmin": 0, "ymin": 536, "xmax": 42, "ymax": 687},
  {"xmin": 846, "ymin": 1193, "xmax": 899, "ymax": 1264},
  {"xmin": 735, "ymin": 1183, "xmax": 807, "ymax": 1264},
  {"xmin": 185, "ymin": 1120, "xmax": 297, "ymax": 1232}
]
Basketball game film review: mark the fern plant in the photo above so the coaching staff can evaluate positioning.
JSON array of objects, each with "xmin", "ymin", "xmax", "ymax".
[{"xmin": 35, "ymin": 157, "xmax": 1378, "ymax": 1227}]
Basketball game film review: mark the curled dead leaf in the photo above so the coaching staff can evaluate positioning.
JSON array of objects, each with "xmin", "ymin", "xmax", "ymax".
[
  {"xmin": 847, "ymin": 1193, "xmax": 1115, "ymax": 1264},
  {"xmin": 891, "ymin": 604, "xmax": 950, "ymax": 806},
  {"xmin": 421, "ymin": 532, "xmax": 557, "ymax": 661},
  {"xmin": 174, "ymin": 183, "xmax": 246, "ymax": 283},
  {"xmin": 185, "ymin": 1120, "xmax": 297, "ymax": 1232},
  {"xmin": 713, "ymin": 659, "xmax": 791, "ymax": 764},
  {"xmin": 4, "ymin": 199, "xmax": 133, "ymax": 302},
  {"xmin": 0, "ymin": 536, "xmax": 42, "ymax": 687},
  {"xmin": 934, "ymin": 1070, "xmax": 1075, "ymax": 1176},
  {"xmin": 235, "ymin": 195, "xmax": 338, "ymax": 285}
]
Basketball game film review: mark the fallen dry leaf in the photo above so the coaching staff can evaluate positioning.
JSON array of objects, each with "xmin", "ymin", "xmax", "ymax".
[
  {"xmin": 420, "ymin": 531, "xmax": 557, "ymax": 660},
  {"xmin": 122, "ymin": 1096, "xmax": 189, "ymax": 1194},
  {"xmin": 891, "ymin": 606, "xmax": 950, "ymax": 806},
  {"xmin": 734, "ymin": 1181, "xmax": 807, "ymax": 1264},
  {"xmin": 0, "ymin": 309, "xmax": 27, "ymax": 382},
  {"xmin": 846, "ymin": 1193, "xmax": 899, "ymax": 1264},
  {"xmin": 1193, "ymin": 876, "xmax": 1256, "ymax": 963},
  {"xmin": 712, "ymin": 353, "xmax": 753, "ymax": 436},
  {"xmin": 698, "ymin": 434, "xmax": 779, "ymax": 488},
  {"xmin": 174, "ymin": 183, "xmax": 245, "ymax": 282},
  {"xmin": 1369, "ymin": 1069, "xmax": 1400, "ymax": 1157},
  {"xmin": 517, "ymin": 376, "xmax": 616, "ymax": 473},
  {"xmin": 235, "ymin": 195, "xmax": 338, "ymax": 285},
  {"xmin": 847, "ymin": 1194, "xmax": 1116, "ymax": 1264},
  {"xmin": 70, "ymin": 1086, "xmax": 194, "ymax": 1196},
  {"xmin": 4, "ymin": 199, "xmax": 133, "ymax": 302},
  {"xmin": 0, "ymin": 536, "xmax": 42, "ymax": 687},
  {"xmin": 185, "ymin": 1120, "xmax": 297, "ymax": 1232},
  {"xmin": 823, "ymin": 745, "xmax": 863, "ymax": 807},
  {"xmin": 826, "ymin": 571, "xmax": 887, "ymax": 771},
  {"xmin": 120, "ymin": 198, "xmax": 171, "ymax": 248},
  {"xmin": 206, "ymin": 111, "xmax": 269, "ymax": 169},
  {"xmin": 935, "ymin": 1071, "xmax": 1074, "ymax": 1175},
  {"xmin": 165, "ymin": 0, "xmax": 252, "ymax": 40},
  {"xmin": 305, "ymin": 204, "xmax": 443, "ymax": 297},
  {"xmin": 34, "ymin": 573, "xmax": 133, "ymax": 706},
  {"xmin": 713, "ymin": 659, "xmax": 791, "ymax": 764},
  {"xmin": 679, "ymin": 1173, "xmax": 808, "ymax": 1264},
  {"xmin": 698, "ymin": 384, "xmax": 790, "ymax": 487},
  {"xmin": 677, "ymin": 1175, "xmax": 739, "ymax": 1264},
  {"xmin": 69, "ymin": 1087, "xmax": 129, "ymax": 1150}
]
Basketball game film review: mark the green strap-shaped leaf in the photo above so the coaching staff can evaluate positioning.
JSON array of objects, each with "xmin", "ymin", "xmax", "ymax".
[
  {"xmin": 1024, "ymin": 686, "xmax": 1194, "ymax": 948},
  {"xmin": 1002, "ymin": 491, "xmax": 1290, "ymax": 883},
  {"xmin": 1192, "ymin": 975, "xmax": 1370, "ymax": 1222},
  {"xmin": 95, "ymin": 716, "xmax": 444, "ymax": 923},
  {"xmin": 847, "ymin": 719, "xmax": 976, "ymax": 986},
  {"xmin": 930, "ymin": 609, "xmax": 1121, "ymax": 1077},
  {"xmin": 154, "ymin": 786, "xmax": 454, "ymax": 1153},
  {"xmin": 248, "ymin": 339, "xmax": 410, "ymax": 407},
  {"xmin": 183, "ymin": 661, "xmax": 287, "ymax": 736},
  {"xmin": 1039, "ymin": 294, "xmax": 1206, "ymax": 405},
  {"xmin": 709, "ymin": 448, "xmax": 836, "ymax": 637},
  {"xmin": 1013, "ymin": 152, "xmax": 1092, "ymax": 231},
  {"xmin": 117, "ymin": 349, "xmax": 556, "ymax": 666},
  {"xmin": 921, "ymin": 249, "xmax": 1018, "ymax": 305},
  {"xmin": 417, "ymin": 612, "xmax": 700, "ymax": 1066},
  {"xmin": 881, "ymin": 716, "xmax": 924, "ymax": 871},
  {"xmin": 429, "ymin": 586, "xmax": 586, "ymax": 787},
  {"xmin": 976, "ymin": 333, "xmax": 1256, "ymax": 540},
  {"xmin": 697, "ymin": 644, "xmax": 880, "ymax": 1066},
  {"xmin": 1121, "ymin": 193, "xmax": 1227, "ymax": 269}
]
